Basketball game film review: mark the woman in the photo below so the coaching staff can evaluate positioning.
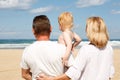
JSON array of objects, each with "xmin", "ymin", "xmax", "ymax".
[{"xmin": 36, "ymin": 16, "xmax": 114, "ymax": 80}]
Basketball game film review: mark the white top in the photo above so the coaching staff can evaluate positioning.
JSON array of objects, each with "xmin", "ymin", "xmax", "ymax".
[
  {"xmin": 65, "ymin": 44, "xmax": 114, "ymax": 80},
  {"xmin": 20, "ymin": 41, "xmax": 66, "ymax": 80}
]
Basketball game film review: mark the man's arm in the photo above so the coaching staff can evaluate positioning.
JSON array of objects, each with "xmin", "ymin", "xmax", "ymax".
[{"xmin": 21, "ymin": 68, "xmax": 32, "ymax": 80}]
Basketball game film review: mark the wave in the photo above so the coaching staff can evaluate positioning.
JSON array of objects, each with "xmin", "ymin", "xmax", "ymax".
[
  {"xmin": 108, "ymin": 41, "xmax": 120, "ymax": 49},
  {"xmin": 0, "ymin": 40, "xmax": 120, "ymax": 49},
  {"xmin": 77, "ymin": 41, "xmax": 120, "ymax": 49},
  {"xmin": 0, "ymin": 43, "xmax": 30, "ymax": 49}
]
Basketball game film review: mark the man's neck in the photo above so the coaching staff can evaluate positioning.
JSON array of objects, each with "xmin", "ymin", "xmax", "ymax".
[{"xmin": 36, "ymin": 36, "xmax": 50, "ymax": 41}]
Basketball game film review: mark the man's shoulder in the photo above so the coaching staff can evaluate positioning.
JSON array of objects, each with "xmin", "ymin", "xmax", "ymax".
[
  {"xmin": 24, "ymin": 41, "xmax": 66, "ymax": 49},
  {"xmin": 23, "ymin": 42, "xmax": 36, "ymax": 51},
  {"xmin": 50, "ymin": 41, "xmax": 66, "ymax": 48}
]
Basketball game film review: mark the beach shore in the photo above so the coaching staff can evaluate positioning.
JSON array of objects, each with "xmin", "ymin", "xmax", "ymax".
[{"xmin": 0, "ymin": 48, "xmax": 119, "ymax": 80}]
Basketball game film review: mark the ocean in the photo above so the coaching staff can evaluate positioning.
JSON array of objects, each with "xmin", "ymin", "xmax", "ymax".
[{"xmin": 0, "ymin": 39, "xmax": 120, "ymax": 49}]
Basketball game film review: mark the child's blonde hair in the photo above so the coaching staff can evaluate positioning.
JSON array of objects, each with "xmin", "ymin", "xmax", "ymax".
[
  {"xmin": 86, "ymin": 17, "xmax": 109, "ymax": 48},
  {"xmin": 58, "ymin": 12, "xmax": 73, "ymax": 31}
]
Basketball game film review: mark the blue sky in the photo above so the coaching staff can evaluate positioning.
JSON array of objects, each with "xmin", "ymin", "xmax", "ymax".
[{"xmin": 0, "ymin": 0, "xmax": 120, "ymax": 39}]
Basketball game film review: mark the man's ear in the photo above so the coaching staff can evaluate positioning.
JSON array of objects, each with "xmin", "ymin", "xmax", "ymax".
[
  {"xmin": 50, "ymin": 26, "xmax": 52, "ymax": 32},
  {"xmin": 32, "ymin": 28, "xmax": 35, "ymax": 34}
]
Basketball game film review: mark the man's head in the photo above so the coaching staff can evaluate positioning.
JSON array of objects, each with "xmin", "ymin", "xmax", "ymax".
[{"xmin": 32, "ymin": 15, "xmax": 51, "ymax": 37}]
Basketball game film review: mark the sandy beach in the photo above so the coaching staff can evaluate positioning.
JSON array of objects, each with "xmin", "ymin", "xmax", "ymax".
[{"xmin": 0, "ymin": 48, "xmax": 119, "ymax": 80}]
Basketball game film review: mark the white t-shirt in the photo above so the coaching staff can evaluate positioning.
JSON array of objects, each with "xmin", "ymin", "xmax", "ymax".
[
  {"xmin": 20, "ymin": 41, "xmax": 66, "ymax": 80},
  {"xmin": 65, "ymin": 44, "xmax": 114, "ymax": 80}
]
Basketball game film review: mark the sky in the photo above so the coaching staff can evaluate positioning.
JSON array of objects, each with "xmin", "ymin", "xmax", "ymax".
[{"xmin": 0, "ymin": 0, "xmax": 120, "ymax": 39}]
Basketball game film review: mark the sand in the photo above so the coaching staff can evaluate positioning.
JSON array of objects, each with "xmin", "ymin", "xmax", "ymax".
[
  {"xmin": 0, "ymin": 49, "xmax": 23, "ymax": 80},
  {"xmin": 0, "ymin": 49, "xmax": 119, "ymax": 80}
]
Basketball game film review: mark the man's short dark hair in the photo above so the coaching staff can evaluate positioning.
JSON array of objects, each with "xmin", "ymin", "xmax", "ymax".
[{"xmin": 32, "ymin": 15, "xmax": 51, "ymax": 35}]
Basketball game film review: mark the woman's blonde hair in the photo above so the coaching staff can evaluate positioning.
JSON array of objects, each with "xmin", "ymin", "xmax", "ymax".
[
  {"xmin": 86, "ymin": 17, "xmax": 109, "ymax": 48},
  {"xmin": 58, "ymin": 12, "xmax": 73, "ymax": 31}
]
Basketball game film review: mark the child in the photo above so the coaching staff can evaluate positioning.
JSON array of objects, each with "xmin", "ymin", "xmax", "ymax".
[{"xmin": 58, "ymin": 12, "xmax": 81, "ymax": 67}]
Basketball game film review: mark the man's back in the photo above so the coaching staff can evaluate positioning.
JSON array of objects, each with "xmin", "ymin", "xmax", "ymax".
[{"xmin": 21, "ymin": 41, "xmax": 66, "ymax": 79}]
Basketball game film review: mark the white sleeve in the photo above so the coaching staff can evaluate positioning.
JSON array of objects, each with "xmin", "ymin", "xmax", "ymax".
[
  {"xmin": 65, "ymin": 46, "xmax": 88, "ymax": 80},
  {"xmin": 109, "ymin": 48, "xmax": 115, "ymax": 78},
  {"xmin": 20, "ymin": 47, "xmax": 29, "ymax": 69},
  {"xmin": 109, "ymin": 65, "xmax": 115, "ymax": 78}
]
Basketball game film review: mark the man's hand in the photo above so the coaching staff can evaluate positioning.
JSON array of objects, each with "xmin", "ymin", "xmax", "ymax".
[{"xmin": 21, "ymin": 68, "xmax": 32, "ymax": 80}]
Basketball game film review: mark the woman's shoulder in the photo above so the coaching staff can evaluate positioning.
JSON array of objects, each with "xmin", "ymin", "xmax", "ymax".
[
  {"xmin": 81, "ymin": 44, "xmax": 95, "ymax": 48},
  {"xmin": 105, "ymin": 43, "xmax": 113, "ymax": 52},
  {"xmin": 80, "ymin": 44, "xmax": 98, "ymax": 52}
]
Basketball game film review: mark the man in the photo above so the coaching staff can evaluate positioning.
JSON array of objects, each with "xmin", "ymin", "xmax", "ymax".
[{"xmin": 20, "ymin": 15, "xmax": 66, "ymax": 80}]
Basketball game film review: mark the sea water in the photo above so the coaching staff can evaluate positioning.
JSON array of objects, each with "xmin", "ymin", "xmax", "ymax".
[{"xmin": 0, "ymin": 39, "xmax": 120, "ymax": 49}]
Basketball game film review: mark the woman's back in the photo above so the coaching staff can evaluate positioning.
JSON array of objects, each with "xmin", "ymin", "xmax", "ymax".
[{"xmin": 72, "ymin": 44, "xmax": 113, "ymax": 80}]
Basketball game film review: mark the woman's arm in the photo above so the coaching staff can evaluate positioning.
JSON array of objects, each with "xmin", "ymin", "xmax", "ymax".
[
  {"xmin": 54, "ymin": 74, "xmax": 70, "ymax": 80},
  {"xmin": 36, "ymin": 74, "xmax": 70, "ymax": 80}
]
